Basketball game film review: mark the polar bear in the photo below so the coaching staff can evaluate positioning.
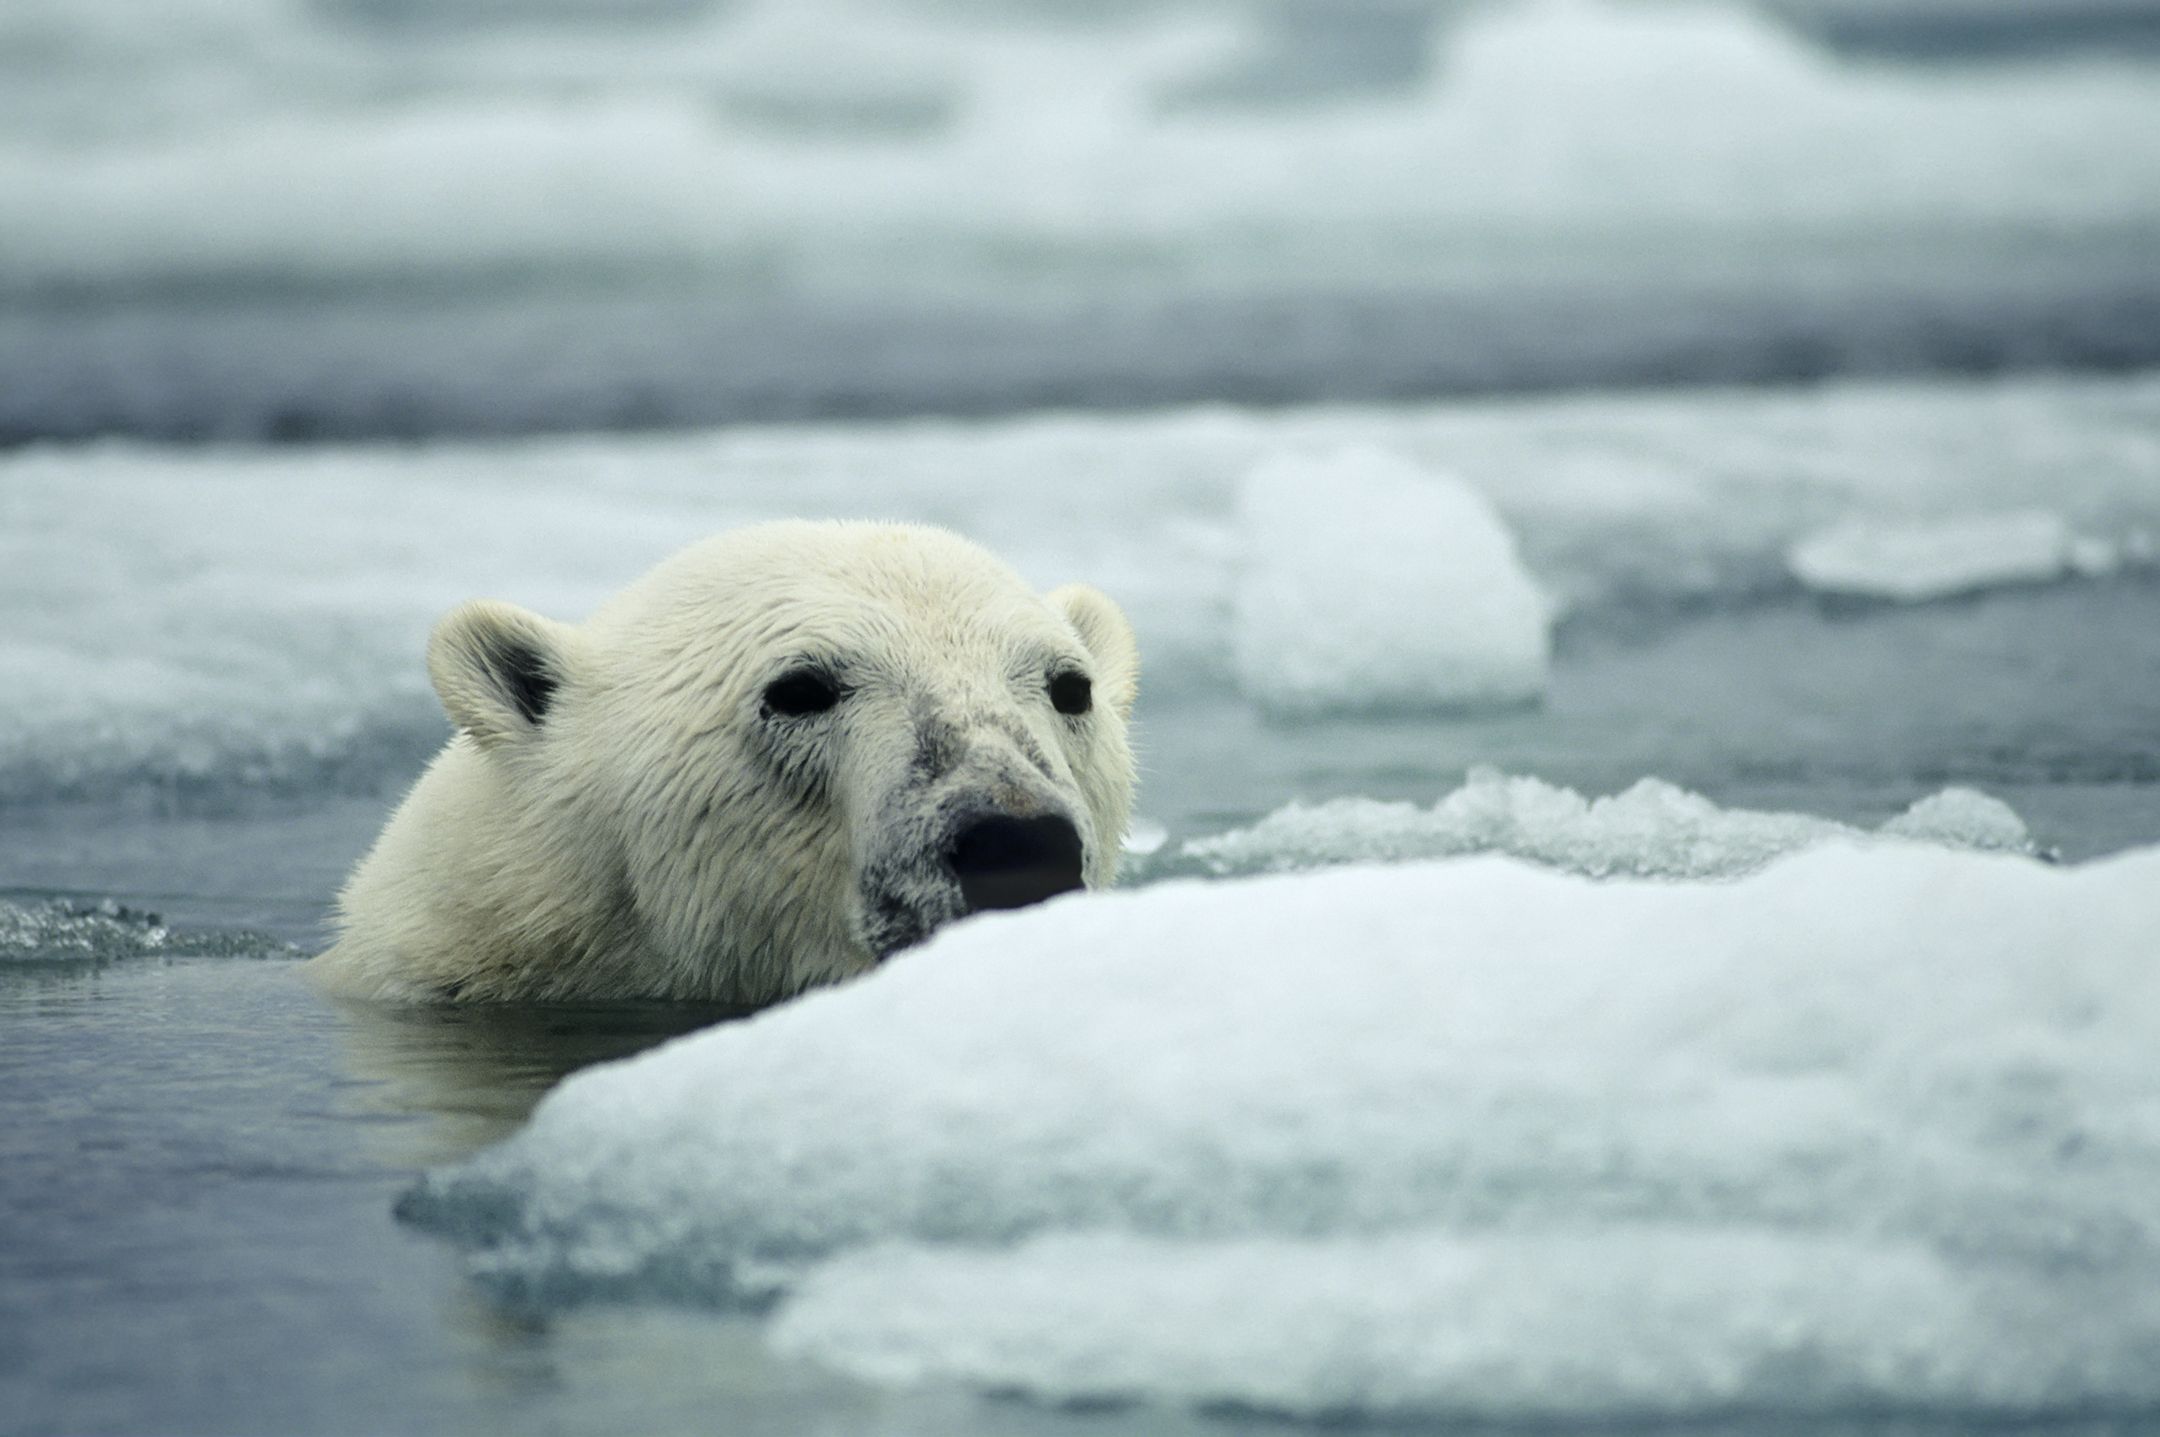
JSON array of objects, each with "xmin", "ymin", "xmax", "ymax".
[{"xmin": 310, "ymin": 521, "xmax": 1139, "ymax": 1007}]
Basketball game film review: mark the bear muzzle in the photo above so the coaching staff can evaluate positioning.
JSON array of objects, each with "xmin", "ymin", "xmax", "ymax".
[
  {"xmin": 943, "ymin": 812, "xmax": 1086, "ymax": 916},
  {"xmin": 856, "ymin": 799, "xmax": 1090, "ymax": 962}
]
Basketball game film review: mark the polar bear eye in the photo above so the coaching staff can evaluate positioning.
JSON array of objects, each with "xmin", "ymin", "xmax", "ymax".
[
  {"xmin": 1048, "ymin": 670, "xmax": 1093, "ymax": 716},
  {"xmin": 764, "ymin": 669, "xmax": 842, "ymax": 717}
]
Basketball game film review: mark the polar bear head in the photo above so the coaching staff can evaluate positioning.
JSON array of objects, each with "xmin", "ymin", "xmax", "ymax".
[{"xmin": 420, "ymin": 521, "xmax": 1139, "ymax": 1005}]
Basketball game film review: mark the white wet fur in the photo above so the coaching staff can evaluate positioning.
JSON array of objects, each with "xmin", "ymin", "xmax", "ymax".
[{"xmin": 311, "ymin": 521, "xmax": 1138, "ymax": 1005}]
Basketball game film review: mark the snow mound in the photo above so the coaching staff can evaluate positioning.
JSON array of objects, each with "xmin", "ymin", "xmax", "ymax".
[
  {"xmin": 1787, "ymin": 510, "xmax": 2102, "ymax": 601},
  {"xmin": 1878, "ymin": 785, "xmax": 2034, "ymax": 850},
  {"xmin": 1234, "ymin": 449, "xmax": 1550, "ymax": 715},
  {"xmin": 407, "ymin": 840, "xmax": 2160, "ymax": 1420},
  {"xmin": 1146, "ymin": 769, "xmax": 2031, "ymax": 881}
]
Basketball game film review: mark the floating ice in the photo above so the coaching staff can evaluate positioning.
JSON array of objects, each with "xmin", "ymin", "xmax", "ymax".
[
  {"xmin": 1146, "ymin": 769, "xmax": 2029, "ymax": 881},
  {"xmin": 1878, "ymin": 785, "xmax": 2034, "ymax": 851},
  {"xmin": 405, "ymin": 838, "xmax": 2160, "ymax": 1420},
  {"xmin": 1788, "ymin": 510, "xmax": 2095, "ymax": 601},
  {"xmin": 6, "ymin": 371, "xmax": 2160, "ymax": 804},
  {"xmin": 1120, "ymin": 817, "xmax": 1170, "ymax": 858},
  {"xmin": 0, "ymin": 897, "xmax": 295, "ymax": 963},
  {"xmin": 0, "ymin": 899, "xmax": 176, "ymax": 962},
  {"xmin": 1233, "ymin": 449, "xmax": 1550, "ymax": 715}
]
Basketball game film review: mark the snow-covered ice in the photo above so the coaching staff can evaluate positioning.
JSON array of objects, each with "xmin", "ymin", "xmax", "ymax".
[
  {"xmin": 1788, "ymin": 509, "xmax": 2098, "ymax": 601},
  {"xmin": 6, "ymin": 372, "xmax": 2157, "ymax": 806},
  {"xmin": 772, "ymin": 1226, "xmax": 2151, "ymax": 1418},
  {"xmin": 1234, "ymin": 450, "xmax": 1550, "ymax": 715},
  {"xmin": 406, "ymin": 836, "xmax": 2160, "ymax": 1419},
  {"xmin": 1143, "ymin": 768, "xmax": 2029, "ymax": 881}
]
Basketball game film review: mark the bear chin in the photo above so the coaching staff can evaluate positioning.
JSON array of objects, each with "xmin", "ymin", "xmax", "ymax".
[{"xmin": 310, "ymin": 520, "xmax": 1139, "ymax": 1008}]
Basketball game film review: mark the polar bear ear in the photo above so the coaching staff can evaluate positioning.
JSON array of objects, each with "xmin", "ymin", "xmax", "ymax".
[
  {"xmin": 1049, "ymin": 584, "xmax": 1139, "ymax": 721},
  {"xmin": 427, "ymin": 599, "xmax": 577, "ymax": 750}
]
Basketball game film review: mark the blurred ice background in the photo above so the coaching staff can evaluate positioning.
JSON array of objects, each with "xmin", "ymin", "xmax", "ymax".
[{"xmin": 6, "ymin": 0, "xmax": 2160, "ymax": 439}]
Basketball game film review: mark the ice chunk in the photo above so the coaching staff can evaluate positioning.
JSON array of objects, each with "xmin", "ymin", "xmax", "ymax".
[
  {"xmin": 1878, "ymin": 785, "xmax": 2033, "ymax": 852},
  {"xmin": 1147, "ymin": 769, "xmax": 2030, "ymax": 881},
  {"xmin": 1787, "ymin": 510, "xmax": 2087, "ymax": 601},
  {"xmin": 407, "ymin": 840, "xmax": 2160, "ymax": 1420},
  {"xmin": 1119, "ymin": 817, "xmax": 1169, "ymax": 858},
  {"xmin": 1233, "ymin": 449, "xmax": 1551, "ymax": 715}
]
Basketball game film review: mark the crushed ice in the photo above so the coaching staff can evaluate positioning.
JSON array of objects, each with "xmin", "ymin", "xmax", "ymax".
[
  {"xmin": 0, "ymin": 896, "xmax": 297, "ymax": 963},
  {"xmin": 1142, "ymin": 768, "xmax": 2032, "ymax": 881}
]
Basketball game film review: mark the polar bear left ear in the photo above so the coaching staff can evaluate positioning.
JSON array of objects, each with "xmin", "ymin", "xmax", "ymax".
[
  {"xmin": 1049, "ymin": 584, "xmax": 1139, "ymax": 721},
  {"xmin": 427, "ymin": 599, "xmax": 578, "ymax": 750}
]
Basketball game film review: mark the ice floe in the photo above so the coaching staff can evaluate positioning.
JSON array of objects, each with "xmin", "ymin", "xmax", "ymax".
[
  {"xmin": 1788, "ymin": 509, "xmax": 2105, "ymax": 601},
  {"xmin": 5, "ymin": 372, "xmax": 2157, "ymax": 804},
  {"xmin": 1234, "ymin": 449, "xmax": 1550, "ymax": 715},
  {"xmin": 405, "ymin": 836, "xmax": 2160, "ymax": 1419}
]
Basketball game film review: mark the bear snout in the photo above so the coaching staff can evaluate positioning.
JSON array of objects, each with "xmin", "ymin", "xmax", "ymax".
[{"xmin": 944, "ymin": 812, "xmax": 1086, "ymax": 916}]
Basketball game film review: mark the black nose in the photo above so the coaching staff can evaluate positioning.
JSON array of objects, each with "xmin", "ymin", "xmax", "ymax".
[{"xmin": 946, "ymin": 813, "xmax": 1086, "ymax": 915}]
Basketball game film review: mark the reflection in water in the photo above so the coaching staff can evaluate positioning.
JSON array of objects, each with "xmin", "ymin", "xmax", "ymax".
[{"xmin": 328, "ymin": 994, "xmax": 746, "ymax": 1164}]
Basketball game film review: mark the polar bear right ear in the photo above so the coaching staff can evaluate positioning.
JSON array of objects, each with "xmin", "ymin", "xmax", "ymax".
[
  {"xmin": 1050, "ymin": 583, "xmax": 1139, "ymax": 721},
  {"xmin": 427, "ymin": 599, "xmax": 577, "ymax": 750}
]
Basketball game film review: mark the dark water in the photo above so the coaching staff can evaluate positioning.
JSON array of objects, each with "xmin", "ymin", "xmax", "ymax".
[{"xmin": 0, "ymin": 958, "xmax": 1126, "ymax": 1437}]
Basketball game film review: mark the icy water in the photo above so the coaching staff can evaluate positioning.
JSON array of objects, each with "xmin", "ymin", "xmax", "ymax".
[
  {"xmin": 6, "ymin": 536, "xmax": 2160, "ymax": 1433},
  {"xmin": 8, "ymin": 3, "xmax": 2160, "ymax": 1429},
  {"xmin": 9, "ymin": 372, "xmax": 2160, "ymax": 1434}
]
